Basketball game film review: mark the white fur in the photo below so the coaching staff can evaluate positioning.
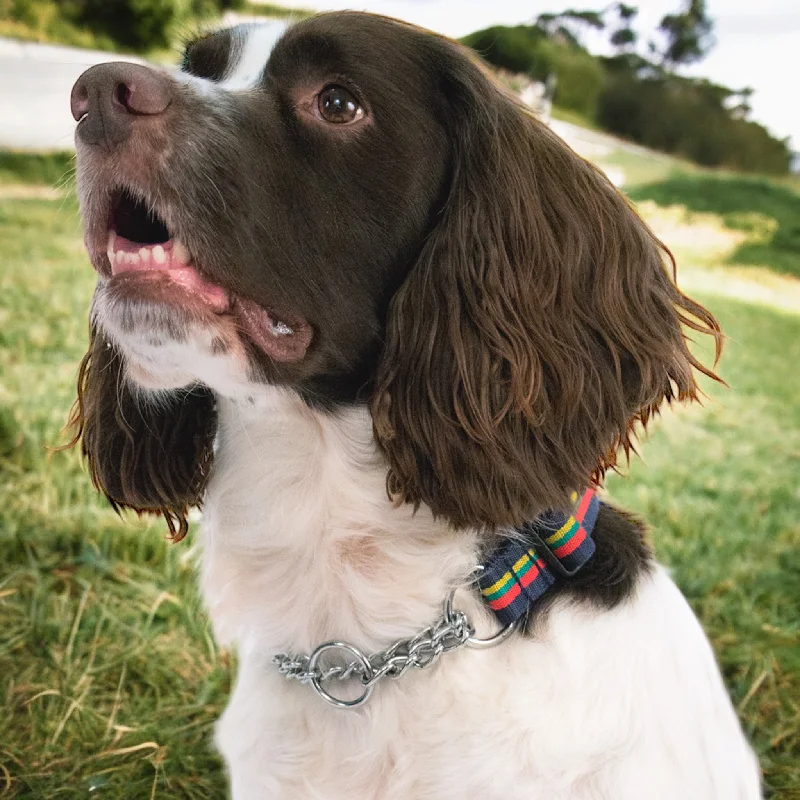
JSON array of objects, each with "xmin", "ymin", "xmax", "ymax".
[
  {"xmin": 91, "ymin": 279, "xmax": 254, "ymax": 394},
  {"xmin": 97, "ymin": 296, "xmax": 762, "ymax": 797},
  {"xmin": 172, "ymin": 22, "xmax": 286, "ymax": 97},
  {"xmin": 221, "ymin": 22, "xmax": 288, "ymax": 91},
  {"xmin": 198, "ymin": 390, "xmax": 761, "ymax": 799}
]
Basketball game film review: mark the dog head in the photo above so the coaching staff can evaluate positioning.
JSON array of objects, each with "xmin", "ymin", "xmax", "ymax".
[{"xmin": 69, "ymin": 12, "xmax": 721, "ymax": 537}]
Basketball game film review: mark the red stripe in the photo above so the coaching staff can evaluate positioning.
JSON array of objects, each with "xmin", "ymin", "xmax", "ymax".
[
  {"xmin": 575, "ymin": 489, "xmax": 594, "ymax": 523},
  {"xmin": 488, "ymin": 581, "xmax": 521, "ymax": 610},
  {"xmin": 518, "ymin": 558, "xmax": 542, "ymax": 588},
  {"xmin": 553, "ymin": 525, "xmax": 586, "ymax": 558}
]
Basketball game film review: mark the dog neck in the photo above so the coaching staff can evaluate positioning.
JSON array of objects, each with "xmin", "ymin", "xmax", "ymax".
[{"xmin": 199, "ymin": 388, "xmax": 482, "ymax": 656}]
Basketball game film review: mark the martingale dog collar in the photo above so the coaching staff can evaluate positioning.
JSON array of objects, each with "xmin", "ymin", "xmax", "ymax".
[
  {"xmin": 479, "ymin": 488, "xmax": 601, "ymax": 626},
  {"xmin": 273, "ymin": 488, "xmax": 601, "ymax": 707}
]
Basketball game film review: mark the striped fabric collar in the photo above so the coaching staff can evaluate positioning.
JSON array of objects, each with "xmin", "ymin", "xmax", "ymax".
[{"xmin": 478, "ymin": 489, "xmax": 601, "ymax": 626}]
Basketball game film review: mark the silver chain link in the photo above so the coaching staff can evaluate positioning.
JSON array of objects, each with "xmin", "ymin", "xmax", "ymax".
[
  {"xmin": 272, "ymin": 585, "xmax": 516, "ymax": 708},
  {"xmin": 274, "ymin": 652, "xmax": 368, "ymax": 687}
]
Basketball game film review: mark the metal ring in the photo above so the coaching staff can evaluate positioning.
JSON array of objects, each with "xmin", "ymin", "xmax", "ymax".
[
  {"xmin": 444, "ymin": 589, "xmax": 517, "ymax": 650},
  {"xmin": 307, "ymin": 642, "xmax": 374, "ymax": 708}
]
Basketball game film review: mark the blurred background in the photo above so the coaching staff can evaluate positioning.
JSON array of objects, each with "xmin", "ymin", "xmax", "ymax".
[{"xmin": 0, "ymin": 1, "xmax": 797, "ymax": 797}]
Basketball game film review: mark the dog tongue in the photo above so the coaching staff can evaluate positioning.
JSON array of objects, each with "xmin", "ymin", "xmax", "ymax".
[{"xmin": 232, "ymin": 296, "xmax": 313, "ymax": 363}]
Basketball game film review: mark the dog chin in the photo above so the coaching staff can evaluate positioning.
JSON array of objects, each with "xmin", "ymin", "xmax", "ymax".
[
  {"xmin": 124, "ymin": 360, "xmax": 197, "ymax": 392},
  {"xmin": 92, "ymin": 289, "xmax": 256, "ymax": 397}
]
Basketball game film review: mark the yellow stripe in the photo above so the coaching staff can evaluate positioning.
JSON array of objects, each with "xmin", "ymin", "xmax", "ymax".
[
  {"xmin": 482, "ymin": 570, "xmax": 514, "ymax": 597},
  {"xmin": 483, "ymin": 547, "xmax": 543, "ymax": 597},
  {"xmin": 545, "ymin": 514, "xmax": 576, "ymax": 546},
  {"xmin": 512, "ymin": 552, "xmax": 531, "ymax": 573}
]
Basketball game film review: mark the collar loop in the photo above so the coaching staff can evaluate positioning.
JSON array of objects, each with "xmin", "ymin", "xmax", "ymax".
[{"xmin": 478, "ymin": 488, "xmax": 600, "ymax": 626}]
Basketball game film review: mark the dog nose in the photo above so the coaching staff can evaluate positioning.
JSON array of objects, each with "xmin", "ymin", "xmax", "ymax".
[{"xmin": 71, "ymin": 62, "xmax": 173, "ymax": 148}]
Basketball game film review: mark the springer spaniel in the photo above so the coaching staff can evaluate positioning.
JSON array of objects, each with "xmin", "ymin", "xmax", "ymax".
[{"xmin": 68, "ymin": 13, "xmax": 761, "ymax": 799}]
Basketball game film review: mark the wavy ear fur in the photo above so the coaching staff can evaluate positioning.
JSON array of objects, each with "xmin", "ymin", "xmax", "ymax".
[
  {"xmin": 372, "ymin": 48, "xmax": 722, "ymax": 530},
  {"xmin": 67, "ymin": 327, "xmax": 217, "ymax": 540}
]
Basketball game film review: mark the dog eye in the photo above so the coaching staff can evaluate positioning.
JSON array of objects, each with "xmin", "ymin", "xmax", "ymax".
[{"xmin": 317, "ymin": 85, "xmax": 364, "ymax": 124}]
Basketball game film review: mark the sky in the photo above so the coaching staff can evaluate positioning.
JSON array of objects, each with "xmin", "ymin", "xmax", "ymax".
[{"xmin": 271, "ymin": 0, "xmax": 800, "ymax": 148}]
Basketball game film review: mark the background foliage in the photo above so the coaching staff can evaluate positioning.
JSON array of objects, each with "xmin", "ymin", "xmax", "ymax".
[
  {"xmin": 597, "ymin": 63, "xmax": 790, "ymax": 174},
  {"xmin": 462, "ymin": 2, "xmax": 791, "ymax": 175},
  {"xmin": 1, "ymin": 0, "xmax": 246, "ymax": 50},
  {"xmin": 462, "ymin": 25, "xmax": 605, "ymax": 118}
]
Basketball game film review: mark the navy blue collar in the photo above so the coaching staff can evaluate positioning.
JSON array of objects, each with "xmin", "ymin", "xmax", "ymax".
[{"xmin": 478, "ymin": 489, "xmax": 600, "ymax": 626}]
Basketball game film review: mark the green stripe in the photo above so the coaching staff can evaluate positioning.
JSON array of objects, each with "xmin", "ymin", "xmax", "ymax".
[
  {"xmin": 482, "ymin": 571, "xmax": 515, "ymax": 601},
  {"xmin": 546, "ymin": 518, "xmax": 579, "ymax": 549},
  {"xmin": 515, "ymin": 556, "xmax": 534, "ymax": 581},
  {"xmin": 483, "ymin": 549, "xmax": 543, "ymax": 601}
]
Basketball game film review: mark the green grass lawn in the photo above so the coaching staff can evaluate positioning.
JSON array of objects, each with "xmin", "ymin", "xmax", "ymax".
[
  {"xmin": 549, "ymin": 105, "xmax": 600, "ymax": 131},
  {"xmin": 240, "ymin": 2, "xmax": 314, "ymax": 19},
  {"xmin": 630, "ymin": 175, "xmax": 800, "ymax": 280},
  {"xmin": 0, "ymin": 156, "xmax": 798, "ymax": 797}
]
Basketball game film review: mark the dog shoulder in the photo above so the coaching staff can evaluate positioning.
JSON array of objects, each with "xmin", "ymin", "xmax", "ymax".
[{"xmin": 511, "ymin": 561, "xmax": 763, "ymax": 798}]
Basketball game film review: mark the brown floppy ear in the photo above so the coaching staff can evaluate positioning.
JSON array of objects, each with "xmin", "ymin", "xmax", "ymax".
[
  {"xmin": 372, "ymin": 49, "xmax": 721, "ymax": 530},
  {"xmin": 67, "ymin": 327, "xmax": 217, "ymax": 540}
]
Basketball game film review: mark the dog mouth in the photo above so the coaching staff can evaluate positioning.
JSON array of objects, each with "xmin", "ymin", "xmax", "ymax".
[
  {"xmin": 102, "ymin": 188, "xmax": 312, "ymax": 363},
  {"xmin": 108, "ymin": 189, "xmax": 229, "ymax": 312}
]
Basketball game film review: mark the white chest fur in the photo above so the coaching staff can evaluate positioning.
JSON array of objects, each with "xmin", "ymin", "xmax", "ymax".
[{"xmin": 200, "ymin": 391, "xmax": 761, "ymax": 800}]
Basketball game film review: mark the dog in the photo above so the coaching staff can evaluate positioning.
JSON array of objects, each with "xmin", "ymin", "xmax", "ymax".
[{"xmin": 68, "ymin": 12, "xmax": 762, "ymax": 799}]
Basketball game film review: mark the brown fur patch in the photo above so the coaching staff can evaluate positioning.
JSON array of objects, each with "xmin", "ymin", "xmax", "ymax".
[
  {"xmin": 65, "ymin": 328, "xmax": 216, "ymax": 541},
  {"xmin": 372, "ymin": 52, "xmax": 721, "ymax": 529}
]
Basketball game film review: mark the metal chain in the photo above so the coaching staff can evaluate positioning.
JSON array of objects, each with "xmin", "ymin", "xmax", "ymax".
[
  {"xmin": 272, "ymin": 609, "xmax": 473, "ymax": 683},
  {"xmin": 370, "ymin": 608, "xmax": 474, "ymax": 683},
  {"xmin": 273, "ymin": 652, "xmax": 368, "ymax": 686},
  {"xmin": 272, "ymin": 585, "xmax": 516, "ymax": 708}
]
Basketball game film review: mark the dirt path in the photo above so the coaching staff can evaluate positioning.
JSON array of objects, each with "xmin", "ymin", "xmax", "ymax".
[{"xmin": 0, "ymin": 38, "xmax": 144, "ymax": 150}]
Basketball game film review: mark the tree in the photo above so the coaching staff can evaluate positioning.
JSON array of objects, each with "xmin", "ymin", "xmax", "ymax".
[
  {"xmin": 462, "ymin": 3, "xmax": 789, "ymax": 173},
  {"xmin": 656, "ymin": 0, "xmax": 715, "ymax": 70},
  {"xmin": 536, "ymin": 9, "xmax": 605, "ymax": 48},
  {"xmin": 607, "ymin": 3, "xmax": 638, "ymax": 53},
  {"xmin": 727, "ymin": 86, "xmax": 754, "ymax": 119}
]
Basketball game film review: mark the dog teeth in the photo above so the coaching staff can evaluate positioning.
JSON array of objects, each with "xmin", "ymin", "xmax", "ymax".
[
  {"xmin": 106, "ymin": 235, "xmax": 191, "ymax": 271},
  {"xmin": 173, "ymin": 240, "xmax": 192, "ymax": 266}
]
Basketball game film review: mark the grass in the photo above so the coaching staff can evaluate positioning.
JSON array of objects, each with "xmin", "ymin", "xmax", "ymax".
[
  {"xmin": 551, "ymin": 119, "xmax": 697, "ymax": 191},
  {"xmin": 240, "ymin": 2, "xmax": 314, "ymax": 19},
  {"xmin": 0, "ymin": 152, "xmax": 799, "ymax": 797},
  {"xmin": 630, "ymin": 175, "xmax": 800, "ymax": 280},
  {"xmin": 601, "ymin": 145, "xmax": 695, "ymax": 188},
  {"xmin": 607, "ymin": 297, "xmax": 800, "ymax": 792},
  {"xmin": 0, "ymin": 151, "xmax": 75, "ymax": 188},
  {"xmin": 549, "ymin": 105, "xmax": 599, "ymax": 131},
  {"xmin": 0, "ymin": 158, "xmax": 229, "ymax": 797},
  {"xmin": 0, "ymin": 2, "xmax": 311, "ymax": 56}
]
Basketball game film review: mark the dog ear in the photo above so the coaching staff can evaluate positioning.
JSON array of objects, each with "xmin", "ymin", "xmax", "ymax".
[
  {"xmin": 67, "ymin": 327, "xmax": 217, "ymax": 540},
  {"xmin": 372, "ymin": 50, "xmax": 721, "ymax": 530}
]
